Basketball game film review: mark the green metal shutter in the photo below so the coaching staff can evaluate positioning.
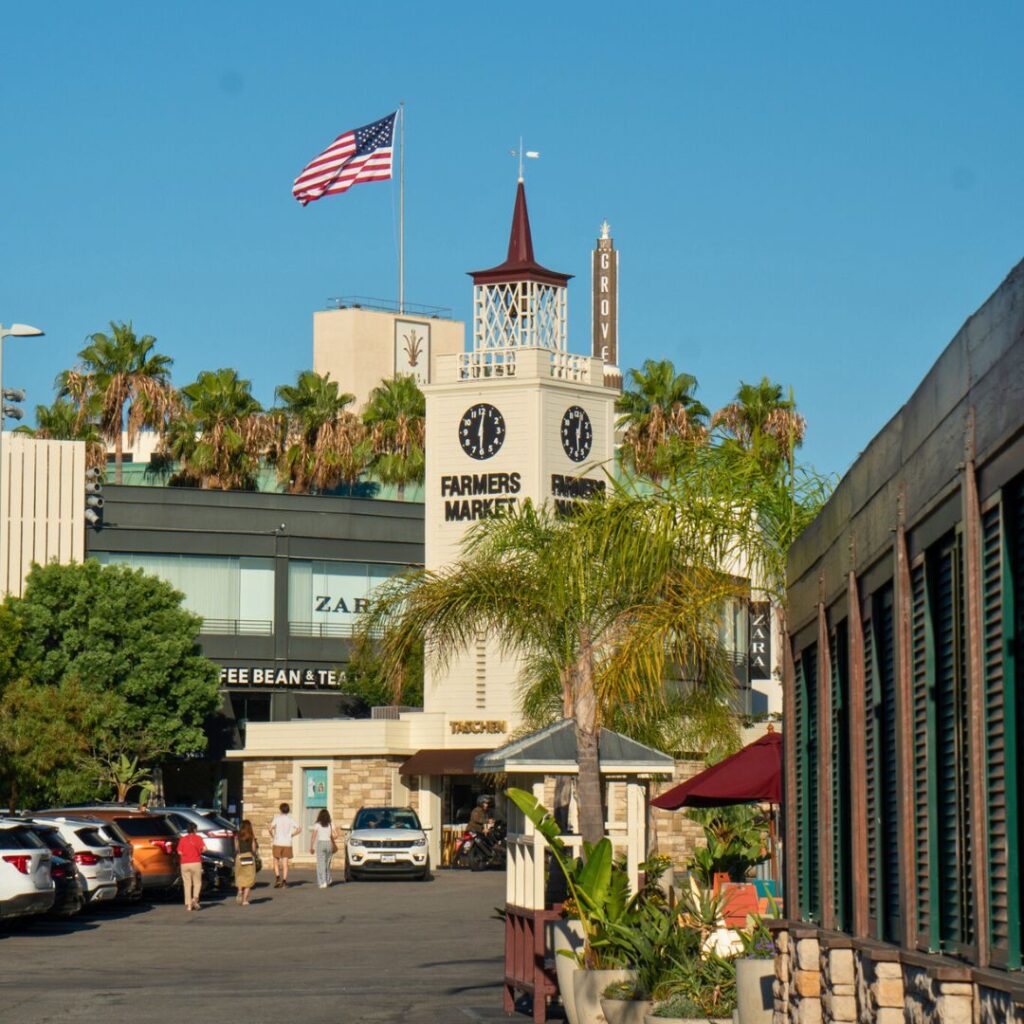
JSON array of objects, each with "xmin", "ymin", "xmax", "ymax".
[
  {"xmin": 986, "ymin": 486, "xmax": 1023, "ymax": 968},
  {"xmin": 830, "ymin": 620, "xmax": 852, "ymax": 933},
  {"xmin": 911, "ymin": 560, "xmax": 935, "ymax": 950},
  {"xmin": 864, "ymin": 607, "xmax": 881, "ymax": 936},
  {"xmin": 795, "ymin": 644, "xmax": 820, "ymax": 922},
  {"xmin": 877, "ymin": 585, "xmax": 901, "ymax": 943}
]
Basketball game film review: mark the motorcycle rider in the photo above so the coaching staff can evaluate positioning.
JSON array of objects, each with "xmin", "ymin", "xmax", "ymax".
[{"xmin": 468, "ymin": 795, "xmax": 494, "ymax": 835}]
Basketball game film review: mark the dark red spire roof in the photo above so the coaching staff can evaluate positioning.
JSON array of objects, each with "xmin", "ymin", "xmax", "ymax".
[{"xmin": 469, "ymin": 181, "xmax": 573, "ymax": 288}]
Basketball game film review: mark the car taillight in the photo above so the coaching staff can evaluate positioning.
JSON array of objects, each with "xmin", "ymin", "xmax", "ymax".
[
  {"xmin": 52, "ymin": 865, "xmax": 67, "ymax": 878},
  {"xmin": 111, "ymin": 844, "xmax": 124, "ymax": 857},
  {"xmin": 3, "ymin": 855, "xmax": 30, "ymax": 874},
  {"xmin": 74, "ymin": 851, "xmax": 100, "ymax": 866},
  {"xmin": 206, "ymin": 830, "xmax": 234, "ymax": 839},
  {"xmin": 151, "ymin": 839, "xmax": 174, "ymax": 854},
  {"xmin": 49, "ymin": 847, "xmax": 64, "ymax": 858}
]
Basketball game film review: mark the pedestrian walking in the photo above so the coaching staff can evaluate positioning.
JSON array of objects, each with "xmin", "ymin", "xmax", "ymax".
[
  {"xmin": 309, "ymin": 809, "xmax": 339, "ymax": 888},
  {"xmin": 234, "ymin": 819, "xmax": 259, "ymax": 905},
  {"xmin": 268, "ymin": 802, "xmax": 300, "ymax": 888},
  {"xmin": 177, "ymin": 821, "xmax": 205, "ymax": 911}
]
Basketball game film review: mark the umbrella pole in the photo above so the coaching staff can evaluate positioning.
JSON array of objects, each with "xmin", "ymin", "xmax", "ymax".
[{"xmin": 769, "ymin": 808, "xmax": 780, "ymax": 889}]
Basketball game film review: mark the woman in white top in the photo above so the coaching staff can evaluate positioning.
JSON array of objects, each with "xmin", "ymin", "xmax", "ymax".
[{"xmin": 310, "ymin": 808, "xmax": 340, "ymax": 888}]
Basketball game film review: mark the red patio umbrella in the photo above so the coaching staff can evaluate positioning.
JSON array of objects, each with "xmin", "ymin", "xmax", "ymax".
[{"xmin": 651, "ymin": 729, "xmax": 782, "ymax": 809}]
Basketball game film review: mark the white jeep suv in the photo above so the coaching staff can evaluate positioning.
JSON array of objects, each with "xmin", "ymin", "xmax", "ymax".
[{"xmin": 345, "ymin": 807, "xmax": 430, "ymax": 881}]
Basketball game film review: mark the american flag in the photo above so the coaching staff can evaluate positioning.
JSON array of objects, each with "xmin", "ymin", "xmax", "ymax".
[{"xmin": 292, "ymin": 112, "xmax": 396, "ymax": 206}]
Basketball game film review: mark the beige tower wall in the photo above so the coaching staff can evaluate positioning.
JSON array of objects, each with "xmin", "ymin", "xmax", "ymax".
[
  {"xmin": 312, "ymin": 308, "xmax": 465, "ymax": 410},
  {"xmin": 0, "ymin": 433, "xmax": 86, "ymax": 597},
  {"xmin": 422, "ymin": 349, "xmax": 618, "ymax": 735}
]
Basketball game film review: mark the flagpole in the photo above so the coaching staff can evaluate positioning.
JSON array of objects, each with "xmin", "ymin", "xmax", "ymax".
[{"xmin": 399, "ymin": 102, "xmax": 405, "ymax": 314}]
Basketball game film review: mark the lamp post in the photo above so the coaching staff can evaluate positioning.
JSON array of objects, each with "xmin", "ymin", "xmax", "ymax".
[{"xmin": 0, "ymin": 322, "xmax": 46, "ymax": 584}]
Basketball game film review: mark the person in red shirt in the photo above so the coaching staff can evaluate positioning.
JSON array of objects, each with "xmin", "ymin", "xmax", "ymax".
[{"xmin": 177, "ymin": 822, "xmax": 206, "ymax": 911}]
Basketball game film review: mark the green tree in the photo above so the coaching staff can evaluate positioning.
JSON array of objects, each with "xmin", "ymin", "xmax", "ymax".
[
  {"xmin": 274, "ymin": 370, "xmax": 368, "ymax": 493},
  {"xmin": 342, "ymin": 632, "xmax": 424, "ymax": 713},
  {"xmin": 14, "ymin": 398, "xmax": 107, "ymax": 470},
  {"xmin": 362, "ymin": 375, "xmax": 426, "ymax": 499},
  {"xmin": 616, "ymin": 359, "xmax": 710, "ymax": 481},
  {"xmin": 58, "ymin": 321, "xmax": 175, "ymax": 484},
  {"xmin": 164, "ymin": 368, "xmax": 272, "ymax": 490},
  {"xmin": 362, "ymin": 495, "xmax": 745, "ymax": 847},
  {"xmin": 12, "ymin": 560, "xmax": 221, "ymax": 758}
]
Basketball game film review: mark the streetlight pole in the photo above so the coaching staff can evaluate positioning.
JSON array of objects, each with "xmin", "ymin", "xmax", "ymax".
[{"xmin": 0, "ymin": 322, "xmax": 46, "ymax": 589}]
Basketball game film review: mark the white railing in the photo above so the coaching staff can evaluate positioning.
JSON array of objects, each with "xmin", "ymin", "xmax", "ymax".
[
  {"xmin": 549, "ymin": 352, "xmax": 591, "ymax": 383},
  {"xmin": 459, "ymin": 349, "xmax": 518, "ymax": 380}
]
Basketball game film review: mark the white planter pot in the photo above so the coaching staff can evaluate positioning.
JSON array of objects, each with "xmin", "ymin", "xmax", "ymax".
[
  {"xmin": 574, "ymin": 969, "xmax": 636, "ymax": 1024},
  {"xmin": 552, "ymin": 919, "xmax": 585, "ymax": 1024},
  {"xmin": 735, "ymin": 957, "xmax": 774, "ymax": 1024},
  {"xmin": 601, "ymin": 997, "xmax": 653, "ymax": 1024},
  {"xmin": 643, "ymin": 1016, "xmax": 731, "ymax": 1024}
]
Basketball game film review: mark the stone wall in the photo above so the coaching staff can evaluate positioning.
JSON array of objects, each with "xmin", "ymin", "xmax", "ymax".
[
  {"xmin": 650, "ymin": 759, "xmax": 707, "ymax": 868},
  {"xmin": 242, "ymin": 758, "xmax": 292, "ymax": 833},
  {"xmin": 770, "ymin": 925, "xmax": 1024, "ymax": 1023}
]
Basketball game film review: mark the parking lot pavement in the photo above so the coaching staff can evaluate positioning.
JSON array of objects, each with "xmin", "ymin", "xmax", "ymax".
[{"xmin": 0, "ymin": 868, "xmax": 521, "ymax": 1024}]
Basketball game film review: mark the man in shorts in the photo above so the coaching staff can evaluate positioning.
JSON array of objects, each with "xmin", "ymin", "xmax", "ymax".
[{"xmin": 268, "ymin": 802, "xmax": 301, "ymax": 888}]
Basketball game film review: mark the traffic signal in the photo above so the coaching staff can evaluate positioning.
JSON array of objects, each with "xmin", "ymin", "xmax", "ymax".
[
  {"xmin": 2, "ymin": 387, "xmax": 25, "ymax": 422},
  {"xmin": 85, "ymin": 466, "xmax": 104, "ymax": 527}
]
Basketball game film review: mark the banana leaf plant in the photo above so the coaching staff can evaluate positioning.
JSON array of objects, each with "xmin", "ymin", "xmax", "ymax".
[{"xmin": 507, "ymin": 786, "xmax": 626, "ymax": 968}]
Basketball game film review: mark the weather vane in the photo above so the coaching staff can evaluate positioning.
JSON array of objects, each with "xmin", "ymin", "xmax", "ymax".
[{"xmin": 508, "ymin": 137, "xmax": 539, "ymax": 182}]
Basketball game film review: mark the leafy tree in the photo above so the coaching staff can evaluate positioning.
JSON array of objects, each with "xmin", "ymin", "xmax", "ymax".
[
  {"xmin": 274, "ymin": 370, "xmax": 368, "ymax": 493},
  {"xmin": 58, "ymin": 321, "xmax": 175, "ymax": 484},
  {"xmin": 14, "ymin": 398, "xmax": 107, "ymax": 470},
  {"xmin": 362, "ymin": 495, "xmax": 746, "ymax": 847},
  {"xmin": 616, "ymin": 359, "xmax": 710, "ymax": 481},
  {"xmin": 342, "ymin": 632, "xmax": 424, "ymax": 713},
  {"xmin": 12, "ymin": 560, "xmax": 221, "ymax": 758},
  {"xmin": 362, "ymin": 375, "xmax": 426, "ymax": 499},
  {"xmin": 163, "ymin": 368, "xmax": 273, "ymax": 490}
]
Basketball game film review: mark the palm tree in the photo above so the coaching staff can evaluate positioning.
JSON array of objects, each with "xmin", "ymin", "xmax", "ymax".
[
  {"xmin": 14, "ymin": 399, "xmax": 107, "ymax": 471},
  {"xmin": 362, "ymin": 493, "xmax": 746, "ymax": 847},
  {"xmin": 164, "ymin": 368, "xmax": 272, "ymax": 490},
  {"xmin": 616, "ymin": 359, "xmax": 710, "ymax": 481},
  {"xmin": 362, "ymin": 375, "xmax": 425, "ymax": 500},
  {"xmin": 58, "ymin": 322, "xmax": 175, "ymax": 484},
  {"xmin": 712, "ymin": 377, "xmax": 806, "ymax": 475},
  {"xmin": 274, "ymin": 371, "xmax": 367, "ymax": 493}
]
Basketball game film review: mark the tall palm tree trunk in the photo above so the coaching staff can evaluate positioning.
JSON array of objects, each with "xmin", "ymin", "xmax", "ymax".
[{"xmin": 574, "ymin": 630, "xmax": 604, "ymax": 847}]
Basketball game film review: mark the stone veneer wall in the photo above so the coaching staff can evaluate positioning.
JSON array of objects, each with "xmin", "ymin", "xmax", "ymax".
[
  {"xmin": 771, "ymin": 925, "xmax": 1024, "ymax": 1024},
  {"xmin": 650, "ymin": 759, "xmax": 706, "ymax": 868},
  {"xmin": 242, "ymin": 756, "xmax": 416, "ymax": 859}
]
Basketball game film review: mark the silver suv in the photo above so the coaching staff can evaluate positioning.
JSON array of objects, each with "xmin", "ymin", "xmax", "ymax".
[
  {"xmin": 344, "ymin": 807, "xmax": 430, "ymax": 882},
  {"xmin": 150, "ymin": 807, "xmax": 239, "ymax": 863}
]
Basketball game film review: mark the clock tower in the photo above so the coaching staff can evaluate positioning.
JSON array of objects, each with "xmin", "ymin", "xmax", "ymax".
[{"xmin": 422, "ymin": 181, "xmax": 620, "ymax": 736}]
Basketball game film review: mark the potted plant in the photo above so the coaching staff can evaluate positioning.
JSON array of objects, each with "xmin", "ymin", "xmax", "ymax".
[
  {"xmin": 734, "ymin": 919, "xmax": 775, "ymax": 1024},
  {"xmin": 644, "ymin": 948, "xmax": 737, "ymax": 1024}
]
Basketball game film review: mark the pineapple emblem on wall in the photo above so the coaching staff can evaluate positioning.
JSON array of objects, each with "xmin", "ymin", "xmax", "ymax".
[{"xmin": 394, "ymin": 319, "xmax": 431, "ymax": 384}]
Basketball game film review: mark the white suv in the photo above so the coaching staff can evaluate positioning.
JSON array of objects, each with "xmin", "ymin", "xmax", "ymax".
[
  {"xmin": 0, "ymin": 820, "xmax": 54, "ymax": 920},
  {"xmin": 30, "ymin": 816, "xmax": 118, "ymax": 906},
  {"xmin": 344, "ymin": 807, "xmax": 430, "ymax": 881}
]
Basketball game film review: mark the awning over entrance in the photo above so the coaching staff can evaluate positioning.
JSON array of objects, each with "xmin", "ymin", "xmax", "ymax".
[{"xmin": 399, "ymin": 748, "xmax": 491, "ymax": 776}]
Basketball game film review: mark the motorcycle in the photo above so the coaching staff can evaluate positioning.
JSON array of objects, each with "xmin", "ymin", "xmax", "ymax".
[{"xmin": 455, "ymin": 819, "xmax": 507, "ymax": 871}]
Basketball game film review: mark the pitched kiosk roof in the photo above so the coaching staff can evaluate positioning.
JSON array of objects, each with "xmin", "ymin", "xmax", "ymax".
[
  {"xmin": 468, "ymin": 182, "xmax": 573, "ymax": 288},
  {"xmin": 474, "ymin": 719, "xmax": 674, "ymax": 775}
]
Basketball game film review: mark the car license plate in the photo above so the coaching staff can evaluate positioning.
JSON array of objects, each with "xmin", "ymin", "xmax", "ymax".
[{"xmin": 381, "ymin": 854, "xmax": 396, "ymax": 863}]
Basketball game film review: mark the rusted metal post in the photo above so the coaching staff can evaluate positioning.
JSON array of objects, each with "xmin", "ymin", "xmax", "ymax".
[
  {"xmin": 818, "ymin": 586, "xmax": 835, "ymax": 931},
  {"xmin": 847, "ymin": 563, "xmax": 869, "ymax": 937},
  {"xmin": 961, "ymin": 417, "xmax": 990, "ymax": 966},
  {"xmin": 894, "ymin": 486, "xmax": 918, "ymax": 950}
]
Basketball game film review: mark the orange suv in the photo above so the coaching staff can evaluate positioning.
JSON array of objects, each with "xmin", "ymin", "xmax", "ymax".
[{"xmin": 46, "ymin": 808, "xmax": 178, "ymax": 892}]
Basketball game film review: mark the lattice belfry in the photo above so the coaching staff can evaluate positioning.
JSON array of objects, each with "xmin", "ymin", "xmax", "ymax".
[{"xmin": 473, "ymin": 279, "xmax": 567, "ymax": 352}]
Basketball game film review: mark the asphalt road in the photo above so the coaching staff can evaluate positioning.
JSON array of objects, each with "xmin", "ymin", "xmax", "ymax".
[{"xmin": 0, "ymin": 868, "xmax": 516, "ymax": 1024}]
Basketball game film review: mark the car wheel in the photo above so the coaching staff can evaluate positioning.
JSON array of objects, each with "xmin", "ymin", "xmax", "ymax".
[{"xmin": 344, "ymin": 862, "xmax": 357, "ymax": 882}]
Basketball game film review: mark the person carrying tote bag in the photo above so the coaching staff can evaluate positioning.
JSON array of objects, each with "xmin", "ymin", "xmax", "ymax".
[
  {"xmin": 310, "ymin": 809, "xmax": 340, "ymax": 889},
  {"xmin": 234, "ymin": 819, "xmax": 259, "ymax": 905}
]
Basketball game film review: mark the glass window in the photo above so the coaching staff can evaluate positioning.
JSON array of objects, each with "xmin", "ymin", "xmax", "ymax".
[
  {"xmin": 92, "ymin": 552, "xmax": 273, "ymax": 631},
  {"xmin": 288, "ymin": 560, "xmax": 409, "ymax": 631}
]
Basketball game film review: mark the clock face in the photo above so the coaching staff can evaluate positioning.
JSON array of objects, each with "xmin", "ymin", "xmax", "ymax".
[
  {"xmin": 459, "ymin": 403, "xmax": 506, "ymax": 460},
  {"xmin": 561, "ymin": 406, "xmax": 594, "ymax": 462}
]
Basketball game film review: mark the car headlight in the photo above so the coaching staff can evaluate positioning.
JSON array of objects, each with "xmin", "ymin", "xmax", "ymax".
[
  {"xmin": 348, "ymin": 839, "xmax": 364, "ymax": 848},
  {"xmin": 411, "ymin": 836, "xmax": 427, "ymax": 847}
]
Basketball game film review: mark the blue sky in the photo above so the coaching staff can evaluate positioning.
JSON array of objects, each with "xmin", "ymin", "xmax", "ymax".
[{"xmin": 2, "ymin": 1, "xmax": 1021, "ymax": 478}]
